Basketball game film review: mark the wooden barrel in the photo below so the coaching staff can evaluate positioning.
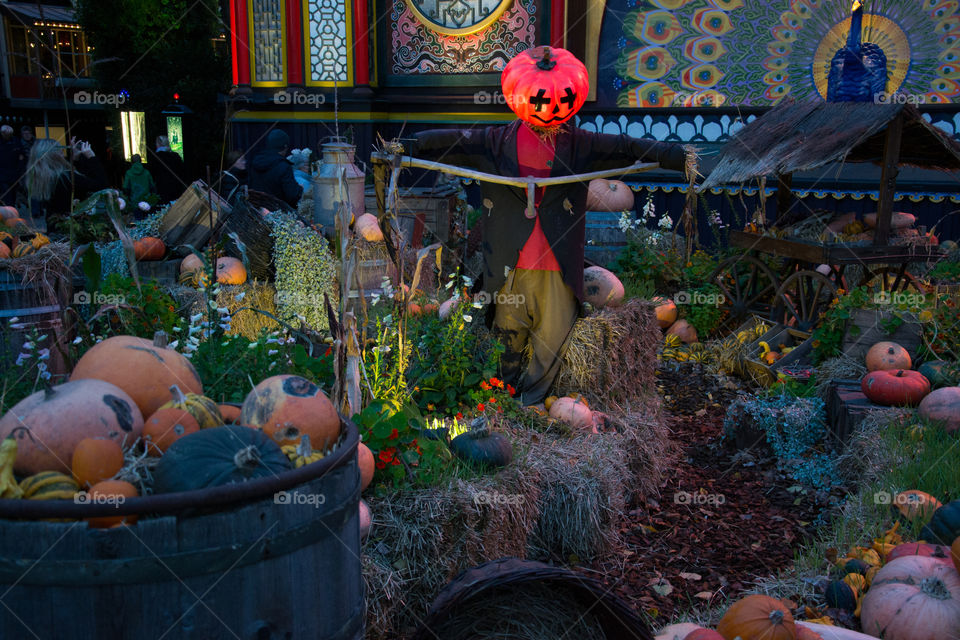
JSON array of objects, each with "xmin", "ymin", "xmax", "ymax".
[
  {"xmin": 0, "ymin": 266, "xmax": 72, "ymax": 376},
  {"xmin": 584, "ymin": 211, "xmax": 628, "ymax": 268},
  {"xmin": 0, "ymin": 418, "xmax": 364, "ymax": 640}
]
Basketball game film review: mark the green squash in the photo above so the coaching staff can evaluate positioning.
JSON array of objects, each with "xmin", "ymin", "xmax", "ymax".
[
  {"xmin": 824, "ymin": 579, "xmax": 857, "ymax": 612},
  {"xmin": 449, "ymin": 426, "xmax": 512, "ymax": 468},
  {"xmin": 153, "ymin": 425, "xmax": 292, "ymax": 494},
  {"xmin": 920, "ymin": 499, "xmax": 960, "ymax": 546},
  {"xmin": 918, "ymin": 360, "xmax": 959, "ymax": 389}
]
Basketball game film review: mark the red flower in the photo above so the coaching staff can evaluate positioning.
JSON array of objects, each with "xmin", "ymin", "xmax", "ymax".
[
  {"xmin": 489, "ymin": 377, "xmax": 504, "ymax": 389},
  {"xmin": 488, "ymin": 397, "xmax": 497, "ymax": 403},
  {"xmin": 375, "ymin": 460, "xmax": 386, "ymax": 470},
  {"xmin": 506, "ymin": 384, "xmax": 516, "ymax": 396},
  {"xmin": 477, "ymin": 403, "xmax": 485, "ymax": 412},
  {"xmin": 324, "ymin": 347, "xmax": 332, "ymax": 357},
  {"xmin": 391, "ymin": 457, "xmax": 402, "ymax": 466},
  {"xmin": 480, "ymin": 381, "xmax": 491, "ymax": 390},
  {"xmin": 388, "ymin": 428, "xmax": 399, "ymax": 440},
  {"xmin": 378, "ymin": 450, "xmax": 393, "ymax": 463},
  {"xmin": 456, "ymin": 412, "xmax": 463, "ymax": 420}
]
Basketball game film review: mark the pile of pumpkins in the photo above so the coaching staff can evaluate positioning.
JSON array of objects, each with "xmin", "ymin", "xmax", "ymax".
[
  {"xmin": 653, "ymin": 297, "xmax": 701, "ymax": 363},
  {"xmin": 860, "ymin": 341, "xmax": 960, "ymax": 433},
  {"xmin": 0, "ymin": 333, "xmax": 374, "ymax": 532},
  {"xmin": 656, "ymin": 490, "xmax": 960, "ymax": 640},
  {"xmin": 823, "ymin": 211, "xmax": 937, "ymax": 246},
  {"xmin": 178, "ymin": 253, "xmax": 248, "ymax": 287},
  {"xmin": 0, "ymin": 206, "xmax": 50, "ymax": 259}
]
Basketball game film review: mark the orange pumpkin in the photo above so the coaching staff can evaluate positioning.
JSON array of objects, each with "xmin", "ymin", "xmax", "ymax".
[
  {"xmin": 0, "ymin": 205, "xmax": 18, "ymax": 220},
  {"xmin": 70, "ymin": 333, "xmax": 204, "ymax": 419},
  {"xmin": 71, "ymin": 437, "xmax": 124, "ymax": 488},
  {"xmin": 217, "ymin": 403, "xmax": 242, "ymax": 424},
  {"xmin": 359, "ymin": 499, "xmax": 372, "ymax": 538},
  {"xmin": 893, "ymin": 490, "xmax": 943, "ymax": 523},
  {"xmin": 4, "ymin": 217, "xmax": 27, "ymax": 229},
  {"xmin": 142, "ymin": 408, "xmax": 200, "ymax": 455},
  {"xmin": 667, "ymin": 319, "xmax": 698, "ymax": 344},
  {"xmin": 180, "ymin": 253, "xmax": 203, "ymax": 275},
  {"xmin": 716, "ymin": 594, "xmax": 796, "ymax": 640},
  {"xmin": 952, "ymin": 537, "xmax": 960, "ymax": 575},
  {"xmin": 358, "ymin": 442, "xmax": 374, "ymax": 491},
  {"xmin": 86, "ymin": 480, "xmax": 139, "ymax": 529},
  {"xmin": 501, "ymin": 46, "xmax": 588, "ymax": 128},
  {"xmin": 583, "ymin": 266, "xmax": 625, "ymax": 308},
  {"xmin": 653, "ymin": 297, "xmax": 679, "ymax": 328},
  {"xmin": 918, "ymin": 386, "xmax": 960, "ymax": 434},
  {"xmin": 685, "ymin": 630, "xmax": 725, "ymax": 640},
  {"xmin": 861, "ymin": 369, "xmax": 930, "ymax": 407},
  {"xmin": 215, "ymin": 257, "xmax": 247, "ymax": 285},
  {"xmin": 0, "ymin": 243, "xmax": 9, "ymax": 259},
  {"xmin": 133, "ymin": 237, "xmax": 165, "ymax": 261},
  {"xmin": 438, "ymin": 298, "xmax": 458, "ymax": 319},
  {"xmin": 795, "ymin": 627, "xmax": 825, "ymax": 640},
  {"xmin": 866, "ymin": 341, "xmax": 912, "ymax": 372},
  {"xmin": 586, "ymin": 179, "xmax": 635, "ymax": 212},
  {"xmin": 353, "ymin": 213, "xmax": 384, "ymax": 242},
  {"xmin": 0, "ymin": 379, "xmax": 143, "ymax": 475},
  {"xmin": 240, "ymin": 375, "xmax": 340, "ymax": 449},
  {"xmin": 864, "ymin": 211, "xmax": 916, "ymax": 230}
]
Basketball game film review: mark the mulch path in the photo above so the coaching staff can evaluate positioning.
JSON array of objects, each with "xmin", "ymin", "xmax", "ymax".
[{"xmin": 584, "ymin": 367, "xmax": 832, "ymax": 624}]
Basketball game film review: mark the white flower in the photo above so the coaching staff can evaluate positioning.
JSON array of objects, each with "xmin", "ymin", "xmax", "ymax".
[
  {"xmin": 15, "ymin": 353, "xmax": 30, "ymax": 366},
  {"xmin": 234, "ymin": 291, "xmax": 246, "ymax": 301},
  {"xmin": 37, "ymin": 348, "xmax": 50, "ymax": 361},
  {"xmin": 72, "ymin": 336, "xmax": 83, "ymax": 345},
  {"xmin": 268, "ymin": 349, "xmax": 279, "ymax": 356},
  {"xmin": 445, "ymin": 280, "xmax": 454, "ymax": 290},
  {"xmin": 138, "ymin": 201, "xmax": 150, "ymax": 211},
  {"xmin": 117, "ymin": 198, "xmax": 126, "ymax": 210},
  {"xmin": 21, "ymin": 341, "xmax": 34, "ymax": 351},
  {"xmin": 463, "ymin": 314, "xmax": 473, "ymax": 323},
  {"xmin": 8, "ymin": 316, "xmax": 18, "ymax": 325},
  {"xmin": 472, "ymin": 301, "xmax": 482, "ymax": 309},
  {"xmin": 658, "ymin": 215, "xmax": 673, "ymax": 230},
  {"xmin": 189, "ymin": 313, "xmax": 203, "ymax": 323}
]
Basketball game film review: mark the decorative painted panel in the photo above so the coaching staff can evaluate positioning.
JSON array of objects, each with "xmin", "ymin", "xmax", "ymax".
[
  {"xmin": 250, "ymin": 0, "xmax": 285, "ymax": 84},
  {"xmin": 306, "ymin": 0, "xmax": 351, "ymax": 84},
  {"xmin": 391, "ymin": 0, "xmax": 537, "ymax": 74},
  {"xmin": 600, "ymin": 0, "xmax": 959, "ymax": 108}
]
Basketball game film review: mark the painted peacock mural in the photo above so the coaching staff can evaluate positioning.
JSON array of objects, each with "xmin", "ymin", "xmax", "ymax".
[{"xmin": 826, "ymin": 0, "xmax": 889, "ymax": 101}]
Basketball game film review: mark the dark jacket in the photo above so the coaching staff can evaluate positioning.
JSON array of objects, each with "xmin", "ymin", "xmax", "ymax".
[
  {"xmin": 213, "ymin": 169, "xmax": 244, "ymax": 204},
  {"xmin": 249, "ymin": 151, "xmax": 301, "ymax": 207},
  {"xmin": 148, "ymin": 149, "xmax": 186, "ymax": 203},
  {"xmin": 30, "ymin": 155, "xmax": 108, "ymax": 227},
  {"xmin": 122, "ymin": 162, "xmax": 155, "ymax": 204},
  {"xmin": 0, "ymin": 138, "xmax": 23, "ymax": 205},
  {"xmin": 413, "ymin": 120, "xmax": 686, "ymax": 301}
]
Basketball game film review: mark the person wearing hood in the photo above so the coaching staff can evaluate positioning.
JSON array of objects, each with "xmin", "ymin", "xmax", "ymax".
[
  {"xmin": 122, "ymin": 155, "xmax": 156, "ymax": 209},
  {"xmin": 249, "ymin": 129, "xmax": 302, "ymax": 208},
  {"xmin": 149, "ymin": 135, "xmax": 187, "ymax": 204}
]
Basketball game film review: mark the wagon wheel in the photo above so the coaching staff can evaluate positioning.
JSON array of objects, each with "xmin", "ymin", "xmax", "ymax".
[
  {"xmin": 710, "ymin": 255, "xmax": 780, "ymax": 332},
  {"xmin": 773, "ymin": 270, "xmax": 837, "ymax": 333},
  {"xmin": 857, "ymin": 265, "xmax": 929, "ymax": 295}
]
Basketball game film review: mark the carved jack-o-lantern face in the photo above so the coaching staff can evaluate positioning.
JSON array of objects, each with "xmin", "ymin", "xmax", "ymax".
[{"xmin": 501, "ymin": 46, "xmax": 589, "ymax": 128}]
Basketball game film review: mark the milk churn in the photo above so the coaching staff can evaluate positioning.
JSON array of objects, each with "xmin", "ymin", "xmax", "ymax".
[{"xmin": 313, "ymin": 138, "xmax": 365, "ymax": 233}]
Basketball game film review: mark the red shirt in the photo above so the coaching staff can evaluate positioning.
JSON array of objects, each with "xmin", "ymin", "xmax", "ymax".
[{"xmin": 515, "ymin": 124, "xmax": 561, "ymax": 271}]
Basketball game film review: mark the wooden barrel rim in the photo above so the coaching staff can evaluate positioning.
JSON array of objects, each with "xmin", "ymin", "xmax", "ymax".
[{"xmin": 0, "ymin": 415, "xmax": 359, "ymax": 519}]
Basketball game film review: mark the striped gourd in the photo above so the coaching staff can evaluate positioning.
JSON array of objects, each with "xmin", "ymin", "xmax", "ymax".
[
  {"xmin": 20, "ymin": 471, "xmax": 80, "ymax": 500},
  {"xmin": 30, "ymin": 233, "xmax": 50, "ymax": 250},
  {"xmin": 12, "ymin": 243, "xmax": 36, "ymax": 258},
  {"xmin": 160, "ymin": 385, "xmax": 224, "ymax": 429}
]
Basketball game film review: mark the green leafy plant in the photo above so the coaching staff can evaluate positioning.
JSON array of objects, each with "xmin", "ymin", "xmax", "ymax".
[
  {"xmin": 0, "ymin": 326, "xmax": 52, "ymax": 414},
  {"xmin": 269, "ymin": 212, "xmax": 339, "ymax": 332},
  {"xmin": 678, "ymin": 283, "xmax": 725, "ymax": 338},
  {"xmin": 82, "ymin": 274, "xmax": 180, "ymax": 339},
  {"xmin": 927, "ymin": 260, "xmax": 960, "ymax": 283}
]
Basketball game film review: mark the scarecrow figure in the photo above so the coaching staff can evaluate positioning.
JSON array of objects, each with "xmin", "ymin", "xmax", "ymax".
[{"xmin": 412, "ymin": 46, "xmax": 690, "ymax": 405}]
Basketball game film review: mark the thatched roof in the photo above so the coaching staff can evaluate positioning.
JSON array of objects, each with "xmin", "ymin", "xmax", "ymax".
[{"xmin": 700, "ymin": 100, "xmax": 960, "ymax": 189}]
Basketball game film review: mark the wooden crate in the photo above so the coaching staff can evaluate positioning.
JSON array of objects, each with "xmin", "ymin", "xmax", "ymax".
[
  {"xmin": 132, "ymin": 259, "xmax": 180, "ymax": 288},
  {"xmin": 364, "ymin": 184, "xmax": 458, "ymax": 245},
  {"xmin": 158, "ymin": 180, "xmax": 231, "ymax": 255},
  {"xmin": 841, "ymin": 309, "xmax": 922, "ymax": 364},
  {"xmin": 824, "ymin": 378, "xmax": 897, "ymax": 445},
  {"xmin": 744, "ymin": 325, "xmax": 811, "ymax": 386}
]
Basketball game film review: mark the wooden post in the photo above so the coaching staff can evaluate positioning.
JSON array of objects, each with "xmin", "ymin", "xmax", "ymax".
[
  {"xmin": 776, "ymin": 173, "xmax": 793, "ymax": 220},
  {"xmin": 875, "ymin": 113, "xmax": 903, "ymax": 246},
  {"xmin": 372, "ymin": 152, "xmax": 388, "ymax": 219}
]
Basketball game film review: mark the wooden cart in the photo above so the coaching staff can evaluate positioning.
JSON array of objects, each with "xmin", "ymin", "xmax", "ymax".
[{"xmin": 700, "ymin": 100, "xmax": 959, "ymax": 333}]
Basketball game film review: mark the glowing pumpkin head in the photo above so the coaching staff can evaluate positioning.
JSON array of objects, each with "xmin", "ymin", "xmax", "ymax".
[{"xmin": 501, "ymin": 46, "xmax": 588, "ymax": 128}]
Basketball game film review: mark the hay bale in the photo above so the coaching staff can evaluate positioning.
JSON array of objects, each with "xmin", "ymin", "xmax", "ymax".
[
  {"xmin": 362, "ymin": 407, "xmax": 672, "ymax": 639},
  {"xmin": 554, "ymin": 299, "xmax": 660, "ymax": 407},
  {"xmin": 188, "ymin": 281, "xmax": 280, "ymax": 340}
]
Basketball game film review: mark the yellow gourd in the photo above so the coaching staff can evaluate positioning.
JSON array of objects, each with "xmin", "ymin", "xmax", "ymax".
[
  {"xmin": 281, "ymin": 435, "xmax": 324, "ymax": 468},
  {"xmin": 0, "ymin": 433, "xmax": 23, "ymax": 498}
]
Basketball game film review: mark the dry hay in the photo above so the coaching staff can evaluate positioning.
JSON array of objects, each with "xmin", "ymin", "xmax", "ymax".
[
  {"xmin": 554, "ymin": 299, "xmax": 660, "ymax": 408},
  {"xmin": 363, "ymin": 406, "xmax": 670, "ymax": 639},
  {"xmin": 184, "ymin": 281, "xmax": 280, "ymax": 340},
  {"xmin": 815, "ymin": 354, "xmax": 867, "ymax": 399},
  {"xmin": 423, "ymin": 581, "xmax": 607, "ymax": 639},
  {"xmin": 0, "ymin": 242, "xmax": 71, "ymax": 308},
  {"xmin": 836, "ymin": 407, "xmax": 911, "ymax": 485}
]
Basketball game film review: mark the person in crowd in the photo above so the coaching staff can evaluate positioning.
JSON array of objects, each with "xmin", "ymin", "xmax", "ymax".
[
  {"xmin": 122, "ymin": 154, "xmax": 156, "ymax": 210},
  {"xmin": 214, "ymin": 149, "xmax": 247, "ymax": 204},
  {"xmin": 0, "ymin": 125, "xmax": 24, "ymax": 206},
  {"xmin": 148, "ymin": 135, "xmax": 186, "ymax": 204},
  {"xmin": 249, "ymin": 129, "xmax": 301, "ymax": 208},
  {"xmin": 287, "ymin": 148, "xmax": 313, "ymax": 192},
  {"xmin": 19, "ymin": 126, "xmax": 35, "ymax": 158},
  {"xmin": 25, "ymin": 137, "xmax": 107, "ymax": 233}
]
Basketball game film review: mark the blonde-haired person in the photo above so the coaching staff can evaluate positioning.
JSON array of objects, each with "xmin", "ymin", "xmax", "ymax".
[{"xmin": 25, "ymin": 137, "xmax": 106, "ymax": 233}]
